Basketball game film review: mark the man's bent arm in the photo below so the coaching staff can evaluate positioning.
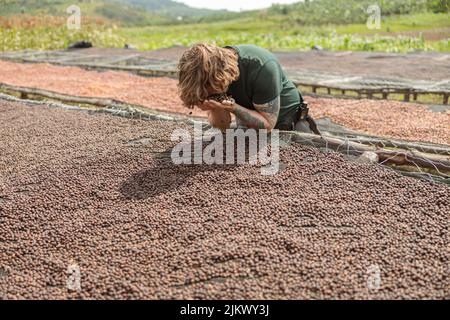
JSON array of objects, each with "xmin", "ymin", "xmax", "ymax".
[{"xmin": 230, "ymin": 96, "xmax": 280, "ymax": 130}]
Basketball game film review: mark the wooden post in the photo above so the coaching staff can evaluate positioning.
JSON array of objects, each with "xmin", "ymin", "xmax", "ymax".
[
  {"xmin": 443, "ymin": 94, "xmax": 449, "ymax": 105},
  {"xmin": 404, "ymin": 92, "xmax": 410, "ymax": 102},
  {"xmin": 289, "ymin": 132, "xmax": 450, "ymax": 172}
]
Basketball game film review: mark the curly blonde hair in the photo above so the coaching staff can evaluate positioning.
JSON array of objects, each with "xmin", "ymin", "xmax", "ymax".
[{"xmin": 177, "ymin": 43, "xmax": 240, "ymax": 109}]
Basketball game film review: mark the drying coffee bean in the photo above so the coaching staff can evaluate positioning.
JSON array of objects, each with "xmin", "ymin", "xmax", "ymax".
[
  {"xmin": 0, "ymin": 98, "xmax": 448, "ymax": 300},
  {"xmin": 207, "ymin": 93, "xmax": 233, "ymax": 103}
]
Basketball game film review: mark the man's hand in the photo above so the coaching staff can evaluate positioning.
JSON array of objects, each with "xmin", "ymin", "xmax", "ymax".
[
  {"xmin": 197, "ymin": 99, "xmax": 234, "ymax": 112},
  {"xmin": 199, "ymin": 99, "xmax": 233, "ymax": 131},
  {"xmin": 198, "ymin": 96, "xmax": 281, "ymax": 131}
]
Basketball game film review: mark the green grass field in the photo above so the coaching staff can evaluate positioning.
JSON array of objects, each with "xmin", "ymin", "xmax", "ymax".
[
  {"xmin": 334, "ymin": 12, "xmax": 450, "ymax": 33},
  {"xmin": 1, "ymin": 11, "xmax": 448, "ymax": 52},
  {"xmin": 0, "ymin": 16, "xmax": 124, "ymax": 51},
  {"xmin": 120, "ymin": 12, "xmax": 450, "ymax": 52}
]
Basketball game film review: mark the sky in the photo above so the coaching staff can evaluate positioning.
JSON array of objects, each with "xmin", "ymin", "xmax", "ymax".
[{"xmin": 175, "ymin": 0, "xmax": 301, "ymax": 12}]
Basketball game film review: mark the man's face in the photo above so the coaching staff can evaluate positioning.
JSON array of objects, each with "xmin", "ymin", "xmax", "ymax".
[
  {"xmin": 206, "ymin": 86, "xmax": 217, "ymax": 96},
  {"xmin": 206, "ymin": 84, "xmax": 229, "ymax": 97}
]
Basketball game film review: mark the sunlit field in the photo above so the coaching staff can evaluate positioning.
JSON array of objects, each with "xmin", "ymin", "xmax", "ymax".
[
  {"xmin": 1, "ymin": 0, "xmax": 449, "ymax": 52},
  {"xmin": 0, "ymin": 15, "xmax": 124, "ymax": 51}
]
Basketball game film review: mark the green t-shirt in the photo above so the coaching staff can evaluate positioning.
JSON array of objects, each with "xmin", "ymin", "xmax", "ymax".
[{"xmin": 225, "ymin": 44, "xmax": 302, "ymax": 127}]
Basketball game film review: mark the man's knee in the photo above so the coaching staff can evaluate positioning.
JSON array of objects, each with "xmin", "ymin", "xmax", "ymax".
[{"xmin": 275, "ymin": 122, "xmax": 293, "ymax": 131}]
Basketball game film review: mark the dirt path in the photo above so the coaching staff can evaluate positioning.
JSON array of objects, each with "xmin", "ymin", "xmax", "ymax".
[{"xmin": 0, "ymin": 98, "xmax": 448, "ymax": 299}]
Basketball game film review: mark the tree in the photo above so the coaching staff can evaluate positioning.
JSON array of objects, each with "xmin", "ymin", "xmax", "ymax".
[{"xmin": 427, "ymin": 0, "xmax": 450, "ymax": 12}]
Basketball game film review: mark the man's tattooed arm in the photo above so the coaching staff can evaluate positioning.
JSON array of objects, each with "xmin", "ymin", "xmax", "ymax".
[
  {"xmin": 232, "ymin": 105, "xmax": 267, "ymax": 129},
  {"xmin": 229, "ymin": 96, "xmax": 281, "ymax": 130},
  {"xmin": 253, "ymin": 96, "xmax": 280, "ymax": 129}
]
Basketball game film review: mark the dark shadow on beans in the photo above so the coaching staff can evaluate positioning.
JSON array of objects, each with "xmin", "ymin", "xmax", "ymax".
[
  {"xmin": 119, "ymin": 135, "xmax": 261, "ymax": 200},
  {"xmin": 119, "ymin": 158, "xmax": 237, "ymax": 200}
]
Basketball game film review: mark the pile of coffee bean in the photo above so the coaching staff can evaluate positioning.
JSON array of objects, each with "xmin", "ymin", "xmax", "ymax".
[
  {"xmin": 0, "ymin": 99, "xmax": 448, "ymax": 299},
  {"xmin": 207, "ymin": 93, "xmax": 233, "ymax": 103}
]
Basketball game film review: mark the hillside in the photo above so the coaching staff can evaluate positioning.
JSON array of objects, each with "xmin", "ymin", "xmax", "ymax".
[
  {"xmin": 266, "ymin": 0, "xmax": 448, "ymax": 24},
  {"xmin": 190, "ymin": 0, "xmax": 448, "ymax": 24},
  {"xmin": 0, "ymin": 0, "xmax": 225, "ymax": 25},
  {"xmin": 116, "ymin": 0, "xmax": 227, "ymax": 17},
  {"xmin": 1, "ymin": 0, "xmax": 448, "ymax": 52}
]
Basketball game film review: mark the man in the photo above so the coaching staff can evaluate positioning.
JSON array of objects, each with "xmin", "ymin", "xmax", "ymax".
[{"xmin": 177, "ymin": 43, "xmax": 319, "ymax": 133}]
